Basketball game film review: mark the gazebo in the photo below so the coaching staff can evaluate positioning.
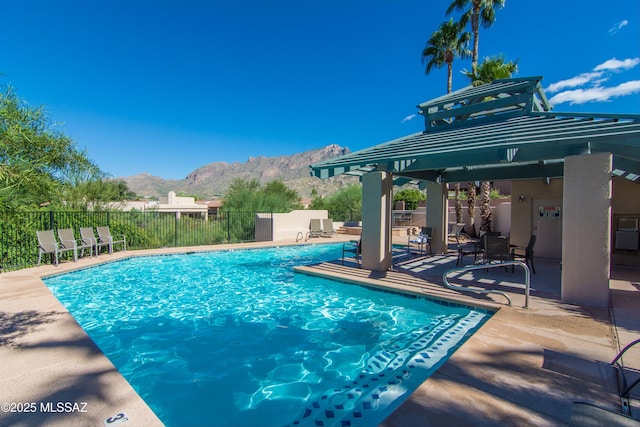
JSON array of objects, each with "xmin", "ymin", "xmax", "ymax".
[{"xmin": 310, "ymin": 76, "xmax": 640, "ymax": 308}]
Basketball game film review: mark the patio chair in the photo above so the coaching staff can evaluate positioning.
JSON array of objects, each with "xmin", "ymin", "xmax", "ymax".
[
  {"xmin": 482, "ymin": 233, "xmax": 511, "ymax": 264},
  {"xmin": 321, "ymin": 219, "xmax": 337, "ymax": 237},
  {"xmin": 449, "ymin": 223, "xmax": 466, "ymax": 245},
  {"xmin": 96, "ymin": 226, "xmax": 127, "ymax": 254},
  {"xmin": 308, "ymin": 219, "xmax": 324, "ymax": 239},
  {"xmin": 457, "ymin": 231, "xmax": 498, "ymax": 266},
  {"xmin": 57, "ymin": 228, "xmax": 93, "ymax": 261},
  {"xmin": 409, "ymin": 226, "xmax": 432, "ymax": 256},
  {"xmin": 36, "ymin": 230, "xmax": 61, "ymax": 266},
  {"xmin": 80, "ymin": 227, "xmax": 110, "ymax": 256},
  {"xmin": 510, "ymin": 234, "xmax": 536, "ymax": 274},
  {"xmin": 342, "ymin": 239, "xmax": 361, "ymax": 267}
]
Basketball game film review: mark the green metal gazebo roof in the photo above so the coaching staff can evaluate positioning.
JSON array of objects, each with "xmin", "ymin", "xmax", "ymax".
[{"xmin": 311, "ymin": 77, "xmax": 640, "ymax": 183}]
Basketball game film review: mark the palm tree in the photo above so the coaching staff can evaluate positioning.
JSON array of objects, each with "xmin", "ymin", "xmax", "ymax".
[
  {"xmin": 446, "ymin": 0, "xmax": 506, "ymax": 68},
  {"xmin": 422, "ymin": 20, "xmax": 470, "ymax": 223},
  {"xmin": 421, "ymin": 19, "xmax": 471, "ymax": 94},
  {"xmin": 463, "ymin": 55, "xmax": 518, "ymax": 86},
  {"xmin": 465, "ymin": 55, "xmax": 518, "ymax": 232}
]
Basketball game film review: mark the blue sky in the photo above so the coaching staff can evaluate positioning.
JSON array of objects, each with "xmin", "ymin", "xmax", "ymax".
[{"xmin": 2, "ymin": 0, "xmax": 639, "ymax": 179}]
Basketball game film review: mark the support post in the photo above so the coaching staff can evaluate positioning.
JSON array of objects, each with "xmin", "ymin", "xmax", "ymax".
[
  {"xmin": 361, "ymin": 171, "xmax": 393, "ymax": 271},
  {"xmin": 561, "ymin": 153, "xmax": 612, "ymax": 307},
  {"xmin": 426, "ymin": 182, "xmax": 449, "ymax": 254}
]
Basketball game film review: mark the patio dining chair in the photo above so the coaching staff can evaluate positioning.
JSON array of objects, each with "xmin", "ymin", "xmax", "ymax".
[
  {"xmin": 409, "ymin": 226, "xmax": 432, "ymax": 256},
  {"xmin": 96, "ymin": 226, "xmax": 127, "ymax": 254},
  {"xmin": 482, "ymin": 233, "xmax": 511, "ymax": 264},
  {"xmin": 57, "ymin": 228, "xmax": 93, "ymax": 261},
  {"xmin": 511, "ymin": 234, "xmax": 536, "ymax": 274},
  {"xmin": 457, "ymin": 231, "xmax": 499, "ymax": 266}
]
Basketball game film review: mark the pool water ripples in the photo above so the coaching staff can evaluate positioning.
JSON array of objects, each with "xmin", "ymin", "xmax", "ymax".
[{"xmin": 44, "ymin": 244, "xmax": 490, "ymax": 427}]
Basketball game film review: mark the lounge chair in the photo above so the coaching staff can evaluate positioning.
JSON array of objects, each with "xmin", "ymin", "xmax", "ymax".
[
  {"xmin": 96, "ymin": 226, "xmax": 127, "ymax": 254},
  {"xmin": 510, "ymin": 234, "xmax": 536, "ymax": 274},
  {"xmin": 342, "ymin": 239, "xmax": 361, "ymax": 267},
  {"xmin": 36, "ymin": 230, "xmax": 60, "ymax": 266},
  {"xmin": 80, "ymin": 227, "xmax": 110, "ymax": 256},
  {"xmin": 321, "ymin": 219, "xmax": 337, "ymax": 237},
  {"xmin": 449, "ymin": 223, "xmax": 467, "ymax": 245},
  {"xmin": 307, "ymin": 219, "xmax": 324, "ymax": 239},
  {"xmin": 57, "ymin": 228, "xmax": 93, "ymax": 261}
]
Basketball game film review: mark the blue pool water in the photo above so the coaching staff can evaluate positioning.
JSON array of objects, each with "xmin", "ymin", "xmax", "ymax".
[{"xmin": 44, "ymin": 244, "xmax": 491, "ymax": 427}]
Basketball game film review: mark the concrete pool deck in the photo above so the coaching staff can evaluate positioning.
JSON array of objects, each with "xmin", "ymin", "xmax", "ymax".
[{"xmin": 0, "ymin": 238, "xmax": 638, "ymax": 426}]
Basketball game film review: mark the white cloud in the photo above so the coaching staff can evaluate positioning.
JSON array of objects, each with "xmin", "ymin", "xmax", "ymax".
[
  {"xmin": 548, "ymin": 80, "xmax": 640, "ymax": 105},
  {"xmin": 401, "ymin": 113, "xmax": 417, "ymax": 123},
  {"xmin": 594, "ymin": 57, "xmax": 640, "ymax": 71},
  {"xmin": 546, "ymin": 57, "xmax": 640, "ymax": 106},
  {"xmin": 609, "ymin": 20, "xmax": 629, "ymax": 35},
  {"xmin": 546, "ymin": 72, "xmax": 603, "ymax": 93}
]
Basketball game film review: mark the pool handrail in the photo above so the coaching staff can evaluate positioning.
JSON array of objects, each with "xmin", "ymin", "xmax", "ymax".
[{"xmin": 442, "ymin": 260, "xmax": 531, "ymax": 308}]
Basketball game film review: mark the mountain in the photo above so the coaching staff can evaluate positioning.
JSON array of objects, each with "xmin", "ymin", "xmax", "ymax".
[{"xmin": 123, "ymin": 144, "xmax": 359, "ymax": 199}]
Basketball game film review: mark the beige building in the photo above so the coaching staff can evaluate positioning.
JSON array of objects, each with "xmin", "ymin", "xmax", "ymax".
[{"xmin": 117, "ymin": 191, "xmax": 209, "ymax": 219}]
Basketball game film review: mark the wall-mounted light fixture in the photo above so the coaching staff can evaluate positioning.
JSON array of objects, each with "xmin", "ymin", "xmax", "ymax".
[{"xmin": 518, "ymin": 195, "xmax": 525, "ymax": 203}]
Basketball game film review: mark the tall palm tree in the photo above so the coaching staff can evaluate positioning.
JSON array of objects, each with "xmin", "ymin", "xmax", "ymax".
[
  {"xmin": 422, "ymin": 20, "xmax": 470, "ymax": 223},
  {"xmin": 421, "ymin": 19, "xmax": 471, "ymax": 94},
  {"xmin": 446, "ymin": 0, "xmax": 506, "ymax": 68},
  {"xmin": 465, "ymin": 55, "xmax": 518, "ymax": 232}
]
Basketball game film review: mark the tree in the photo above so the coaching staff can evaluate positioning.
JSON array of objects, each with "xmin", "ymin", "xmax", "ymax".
[
  {"xmin": 446, "ymin": 0, "xmax": 506, "ymax": 68},
  {"xmin": 393, "ymin": 188, "xmax": 425, "ymax": 211},
  {"xmin": 310, "ymin": 184, "xmax": 362, "ymax": 221},
  {"xmin": 463, "ymin": 55, "xmax": 518, "ymax": 86},
  {"xmin": 222, "ymin": 178, "xmax": 301, "ymax": 213},
  {"xmin": 422, "ymin": 19, "xmax": 470, "ymax": 223},
  {"xmin": 0, "ymin": 86, "xmax": 102, "ymax": 209},
  {"xmin": 464, "ymin": 55, "xmax": 518, "ymax": 232},
  {"xmin": 421, "ymin": 18, "xmax": 471, "ymax": 94}
]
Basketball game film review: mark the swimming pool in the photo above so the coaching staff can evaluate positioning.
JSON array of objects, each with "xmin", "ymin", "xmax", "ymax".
[{"xmin": 44, "ymin": 244, "xmax": 491, "ymax": 427}]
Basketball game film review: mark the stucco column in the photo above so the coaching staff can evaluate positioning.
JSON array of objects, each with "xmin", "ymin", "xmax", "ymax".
[
  {"xmin": 561, "ymin": 152, "xmax": 612, "ymax": 307},
  {"xmin": 361, "ymin": 171, "xmax": 393, "ymax": 271},
  {"xmin": 426, "ymin": 182, "xmax": 448, "ymax": 254}
]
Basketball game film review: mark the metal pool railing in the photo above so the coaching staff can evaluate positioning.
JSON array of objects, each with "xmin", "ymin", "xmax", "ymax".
[{"xmin": 442, "ymin": 261, "xmax": 531, "ymax": 308}]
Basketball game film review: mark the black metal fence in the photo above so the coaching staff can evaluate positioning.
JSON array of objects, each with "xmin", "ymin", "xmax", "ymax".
[{"xmin": 0, "ymin": 210, "xmax": 272, "ymax": 271}]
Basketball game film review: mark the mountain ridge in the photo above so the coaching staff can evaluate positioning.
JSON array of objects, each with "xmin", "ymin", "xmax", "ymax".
[{"xmin": 123, "ymin": 144, "xmax": 358, "ymax": 199}]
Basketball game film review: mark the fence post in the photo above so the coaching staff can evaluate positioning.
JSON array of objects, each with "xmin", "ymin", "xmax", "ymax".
[
  {"xmin": 48, "ymin": 210, "xmax": 55, "ymax": 230},
  {"xmin": 175, "ymin": 212, "xmax": 179, "ymax": 247},
  {"xmin": 227, "ymin": 212, "xmax": 231, "ymax": 243}
]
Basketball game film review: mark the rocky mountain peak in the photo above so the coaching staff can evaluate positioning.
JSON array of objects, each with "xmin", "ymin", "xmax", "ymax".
[{"xmin": 125, "ymin": 145, "xmax": 354, "ymax": 199}]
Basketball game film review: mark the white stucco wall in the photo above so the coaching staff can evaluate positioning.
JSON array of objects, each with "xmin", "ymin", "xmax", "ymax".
[{"xmin": 270, "ymin": 210, "xmax": 329, "ymax": 241}]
